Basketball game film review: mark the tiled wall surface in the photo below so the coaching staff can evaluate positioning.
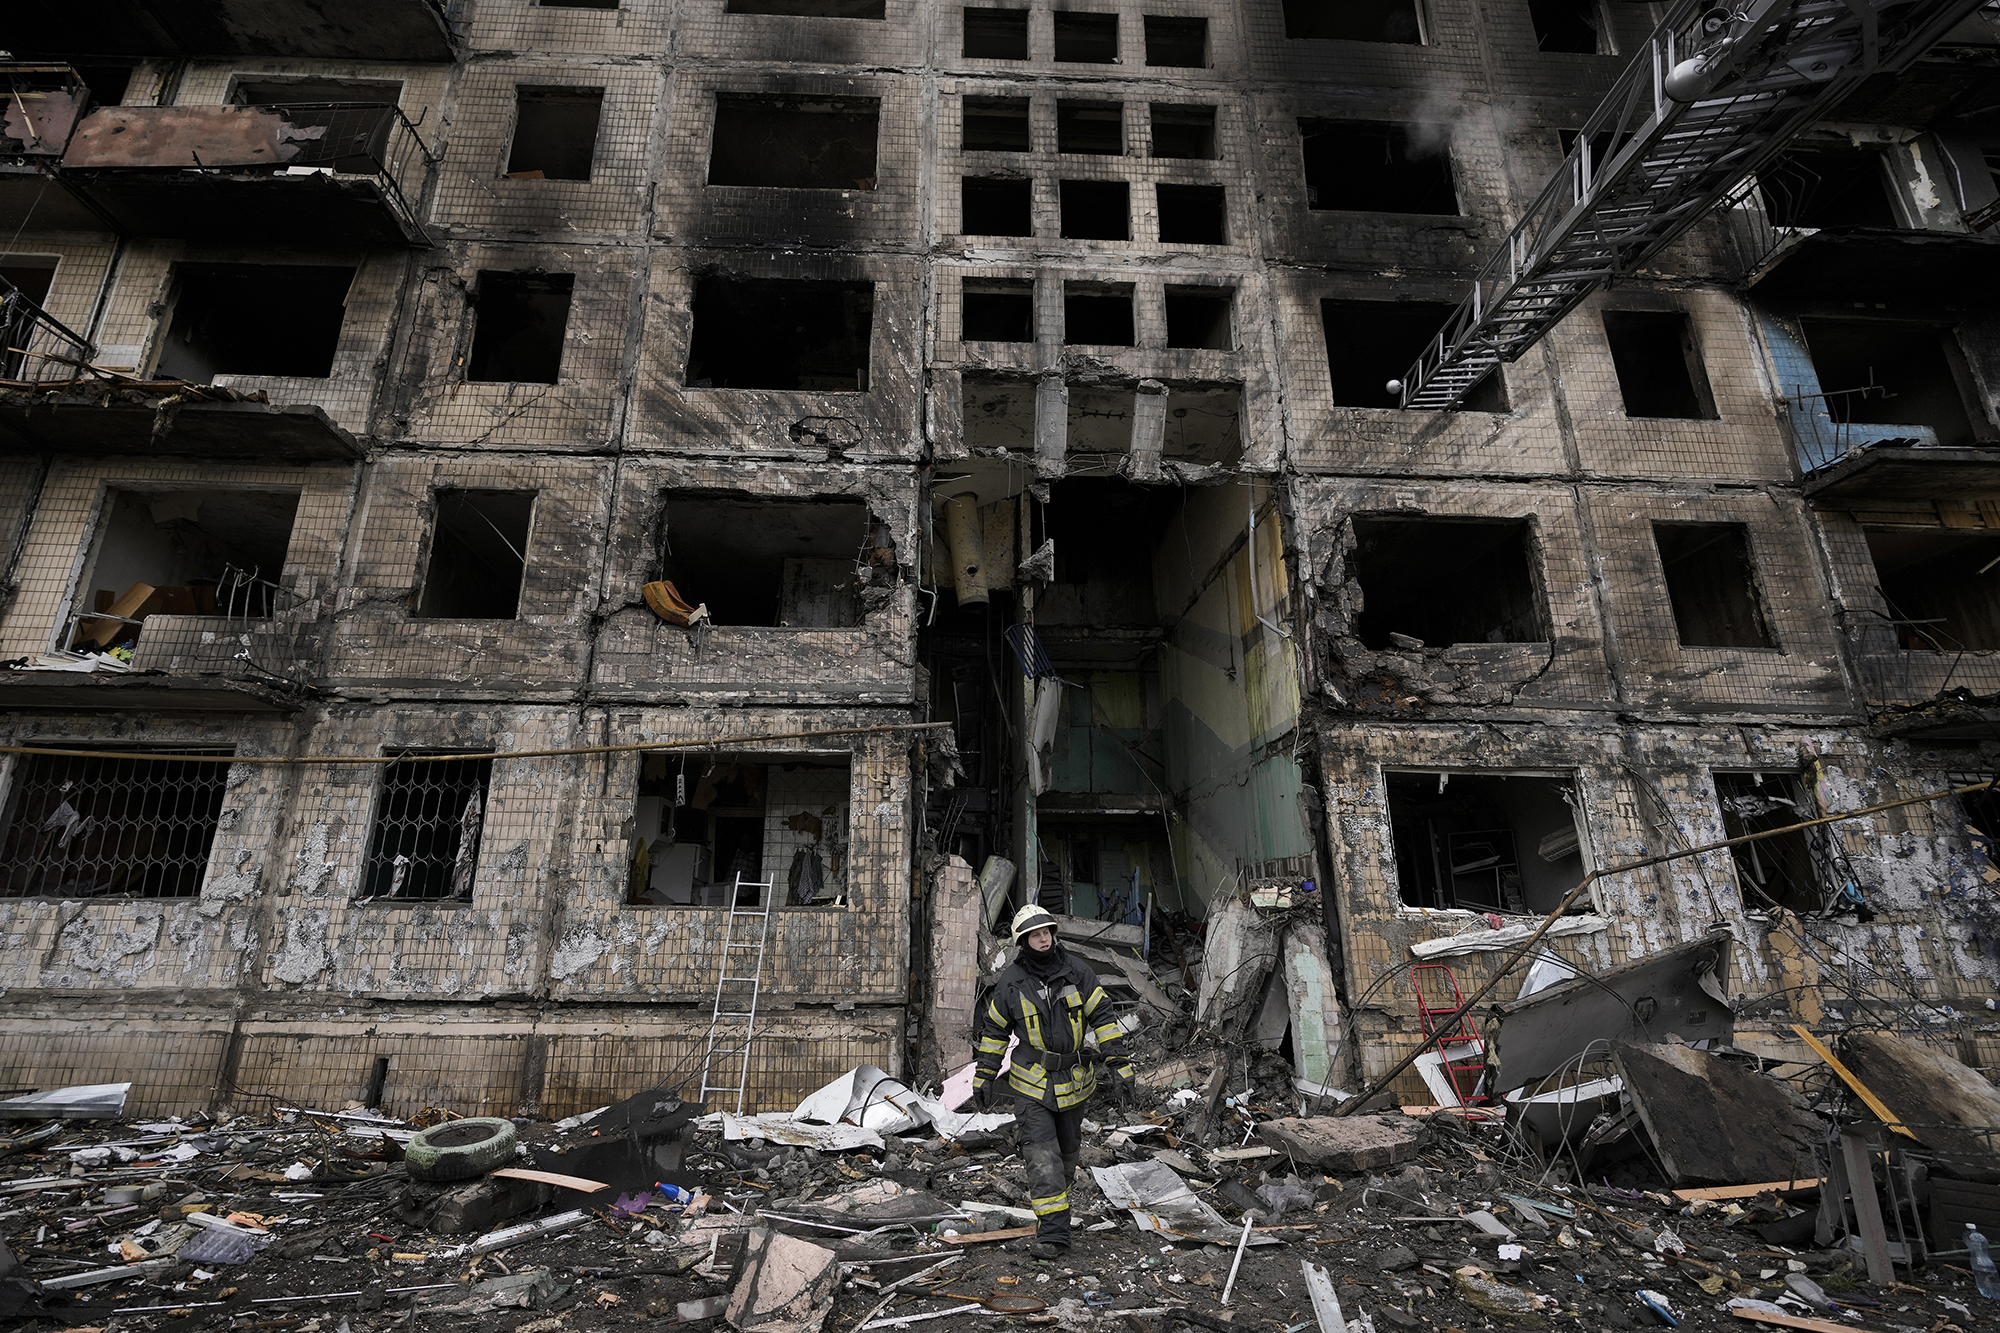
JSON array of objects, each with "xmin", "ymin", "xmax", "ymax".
[{"xmin": 3, "ymin": 0, "xmax": 1999, "ymax": 1114}]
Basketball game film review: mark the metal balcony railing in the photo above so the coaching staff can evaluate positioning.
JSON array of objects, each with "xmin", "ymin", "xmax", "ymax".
[
  {"xmin": 237, "ymin": 101, "xmax": 437, "ymax": 239},
  {"xmin": 0, "ymin": 275, "xmax": 96, "ymax": 384}
]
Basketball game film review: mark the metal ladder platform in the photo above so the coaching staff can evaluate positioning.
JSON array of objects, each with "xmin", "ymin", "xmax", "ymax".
[
  {"xmin": 1397, "ymin": 0, "xmax": 1991, "ymax": 411},
  {"xmin": 697, "ymin": 873, "xmax": 775, "ymax": 1115}
]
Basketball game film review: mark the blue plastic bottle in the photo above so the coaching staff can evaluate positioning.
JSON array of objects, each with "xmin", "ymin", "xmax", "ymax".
[{"xmin": 657, "ymin": 1181, "xmax": 695, "ymax": 1207}]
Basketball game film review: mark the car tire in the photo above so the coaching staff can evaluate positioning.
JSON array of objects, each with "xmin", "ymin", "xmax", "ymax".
[{"xmin": 403, "ymin": 1117, "xmax": 519, "ymax": 1182}]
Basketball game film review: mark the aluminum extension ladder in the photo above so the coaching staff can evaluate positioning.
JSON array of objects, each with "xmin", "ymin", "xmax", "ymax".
[{"xmin": 697, "ymin": 874, "xmax": 774, "ymax": 1115}]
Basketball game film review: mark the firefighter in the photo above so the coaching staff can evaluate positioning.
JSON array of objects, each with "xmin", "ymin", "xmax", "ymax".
[{"xmin": 971, "ymin": 903, "xmax": 1135, "ymax": 1258}]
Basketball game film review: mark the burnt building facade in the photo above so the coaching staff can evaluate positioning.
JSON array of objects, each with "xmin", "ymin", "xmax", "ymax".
[{"xmin": 0, "ymin": 0, "xmax": 1997, "ymax": 1115}]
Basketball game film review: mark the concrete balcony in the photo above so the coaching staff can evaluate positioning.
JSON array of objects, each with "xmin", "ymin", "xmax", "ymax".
[{"xmin": 54, "ymin": 103, "xmax": 436, "ymax": 247}]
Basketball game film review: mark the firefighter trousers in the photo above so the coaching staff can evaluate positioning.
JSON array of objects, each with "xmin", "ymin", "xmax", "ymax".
[{"xmin": 1012, "ymin": 1095, "xmax": 1084, "ymax": 1246}]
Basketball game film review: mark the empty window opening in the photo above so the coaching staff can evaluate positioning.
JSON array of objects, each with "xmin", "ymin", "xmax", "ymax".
[
  {"xmin": 1386, "ymin": 772, "xmax": 1584, "ymax": 913},
  {"xmin": 0, "ymin": 256, "xmax": 56, "ymax": 306},
  {"xmin": 1351, "ymin": 516, "xmax": 1542, "ymax": 648},
  {"xmin": 1602, "ymin": 310, "xmax": 1717, "ymax": 419},
  {"xmin": 961, "ymin": 176, "xmax": 1034, "ymax": 235},
  {"xmin": 633, "ymin": 757, "xmax": 851, "ymax": 907},
  {"xmin": 154, "ymin": 262, "xmax": 351, "ymax": 383},
  {"xmin": 964, "ymin": 280, "xmax": 1035, "ymax": 342},
  {"xmin": 1799, "ymin": 318, "xmax": 1984, "ymax": 447},
  {"xmin": 360, "ymin": 754, "xmax": 493, "ymax": 902},
  {"xmin": 72, "ymin": 64, "xmax": 136, "ymax": 107},
  {"xmin": 416, "ymin": 490, "xmax": 534, "ymax": 620},
  {"xmin": 709, "ymin": 95, "xmax": 880, "ymax": 190},
  {"xmin": 1283, "ymin": 0, "xmax": 1422, "ymax": 43},
  {"xmin": 963, "ymin": 96, "xmax": 1030, "ymax": 151},
  {"xmin": 727, "ymin": 0, "xmax": 884, "ymax": 16},
  {"xmin": 467, "ymin": 272, "xmax": 573, "ymax": 385},
  {"xmin": 1654, "ymin": 522, "xmax": 1775, "ymax": 649},
  {"xmin": 1059, "ymin": 179, "xmax": 1129, "ymax": 239},
  {"xmin": 1054, "ymin": 12, "xmax": 1120, "ymax": 61},
  {"xmin": 1528, "ymin": 0, "xmax": 1604, "ymax": 53},
  {"xmin": 70, "ymin": 488, "xmax": 299, "ymax": 654},
  {"xmin": 1156, "ymin": 183, "xmax": 1226, "ymax": 244},
  {"xmin": 506, "ymin": 87, "xmax": 602, "ymax": 181},
  {"xmin": 657, "ymin": 495, "xmax": 872, "ymax": 628},
  {"xmin": 1064, "ymin": 283, "xmax": 1135, "ymax": 346},
  {"xmin": 1759, "ymin": 147, "xmax": 1898, "ymax": 228},
  {"xmin": 0, "ymin": 747, "xmax": 232, "ymax": 900},
  {"xmin": 687, "ymin": 277, "xmax": 874, "ymax": 391},
  {"xmin": 1150, "ymin": 104, "xmax": 1217, "ymax": 159},
  {"xmin": 1321, "ymin": 299, "xmax": 1507, "ymax": 412},
  {"xmin": 1961, "ymin": 783, "xmax": 2000, "ymax": 844},
  {"xmin": 1864, "ymin": 528, "xmax": 2000, "ymax": 650},
  {"xmin": 1301, "ymin": 120, "xmax": 1456, "ymax": 214},
  {"xmin": 1165, "ymin": 287, "xmax": 1232, "ymax": 350},
  {"xmin": 1144, "ymin": 15, "xmax": 1209, "ymax": 65},
  {"xmin": 1714, "ymin": 772, "xmax": 1828, "ymax": 915},
  {"xmin": 1058, "ymin": 101, "xmax": 1124, "ymax": 155},
  {"xmin": 964, "ymin": 7, "xmax": 1030, "ymax": 57}
]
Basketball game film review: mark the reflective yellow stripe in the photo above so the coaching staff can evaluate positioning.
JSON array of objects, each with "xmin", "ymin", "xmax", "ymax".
[
  {"xmin": 986, "ymin": 999, "xmax": 1009, "ymax": 1026},
  {"xmin": 977, "ymin": 1036, "xmax": 1010, "ymax": 1053},
  {"xmin": 1029, "ymin": 1190, "xmax": 1069, "ymax": 1216},
  {"xmin": 1090, "ymin": 1023, "xmax": 1123, "ymax": 1044}
]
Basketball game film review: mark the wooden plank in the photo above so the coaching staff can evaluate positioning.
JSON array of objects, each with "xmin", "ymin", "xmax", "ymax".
[
  {"xmin": 940, "ymin": 1226, "xmax": 1037, "ymax": 1245},
  {"xmin": 1839, "ymin": 1129, "xmax": 1895, "ymax": 1286},
  {"xmin": 1789, "ymin": 1026, "xmax": 1921, "ymax": 1142},
  {"xmin": 489, "ymin": 1168, "xmax": 611, "ymax": 1193},
  {"xmin": 1672, "ymin": 1179, "xmax": 1824, "ymax": 1202},
  {"xmin": 1729, "ymin": 1308, "xmax": 1882, "ymax": 1333},
  {"xmin": 1208, "ymin": 1145, "xmax": 1278, "ymax": 1161}
]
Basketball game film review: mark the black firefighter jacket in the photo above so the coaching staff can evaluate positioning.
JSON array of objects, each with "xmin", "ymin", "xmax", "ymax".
[{"xmin": 971, "ymin": 946, "xmax": 1134, "ymax": 1110}]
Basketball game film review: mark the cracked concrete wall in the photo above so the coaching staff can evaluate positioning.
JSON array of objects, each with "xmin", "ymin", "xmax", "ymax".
[
  {"xmin": 1297, "ymin": 477, "xmax": 1612, "ymax": 710},
  {"xmin": 324, "ymin": 453, "xmax": 613, "ymax": 692},
  {"xmin": 0, "ymin": 711, "xmax": 295, "ymax": 993},
  {"xmin": 591, "ymin": 459, "xmax": 919, "ymax": 704}
]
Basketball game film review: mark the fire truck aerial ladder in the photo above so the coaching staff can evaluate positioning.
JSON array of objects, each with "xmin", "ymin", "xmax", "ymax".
[{"xmin": 1391, "ymin": 0, "xmax": 1995, "ymax": 411}]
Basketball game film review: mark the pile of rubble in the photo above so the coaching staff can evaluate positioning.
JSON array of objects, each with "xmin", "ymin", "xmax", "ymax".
[{"xmin": 3, "ymin": 886, "xmax": 2000, "ymax": 1332}]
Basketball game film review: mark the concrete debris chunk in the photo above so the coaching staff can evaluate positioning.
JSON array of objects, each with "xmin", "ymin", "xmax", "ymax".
[
  {"xmin": 1610, "ymin": 1039, "xmax": 1820, "ymax": 1185},
  {"xmin": 1255, "ymin": 1115, "xmax": 1426, "ymax": 1172},
  {"xmin": 725, "ymin": 1227, "xmax": 840, "ymax": 1333}
]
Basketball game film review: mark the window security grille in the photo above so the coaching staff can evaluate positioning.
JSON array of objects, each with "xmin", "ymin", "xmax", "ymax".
[
  {"xmin": 0, "ymin": 748, "xmax": 232, "ymax": 899},
  {"xmin": 360, "ymin": 756, "xmax": 493, "ymax": 902}
]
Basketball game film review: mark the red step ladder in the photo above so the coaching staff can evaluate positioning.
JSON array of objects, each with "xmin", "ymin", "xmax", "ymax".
[{"xmin": 1409, "ymin": 964, "xmax": 1490, "ymax": 1106}]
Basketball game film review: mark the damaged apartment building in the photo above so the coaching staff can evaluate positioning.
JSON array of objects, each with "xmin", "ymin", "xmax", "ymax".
[{"xmin": 0, "ymin": 0, "xmax": 1998, "ymax": 1119}]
